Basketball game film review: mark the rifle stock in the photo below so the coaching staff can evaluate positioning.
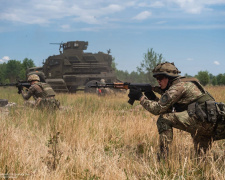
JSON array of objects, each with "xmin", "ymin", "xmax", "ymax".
[{"xmin": 89, "ymin": 82, "xmax": 152, "ymax": 105}]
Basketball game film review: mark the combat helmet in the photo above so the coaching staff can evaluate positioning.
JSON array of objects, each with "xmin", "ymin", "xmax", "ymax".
[
  {"xmin": 152, "ymin": 62, "xmax": 181, "ymax": 78},
  {"xmin": 27, "ymin": 74, "xmax": 40, "ymax": 82}
]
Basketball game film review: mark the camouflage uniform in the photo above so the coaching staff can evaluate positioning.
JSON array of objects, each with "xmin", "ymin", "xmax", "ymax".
[
  {"xmin": 22, "ymin": 75, "xmax": 60, "ymax": 109},
  {"xmin": 141, "ymin": 76, "xmax": 216, "ymax": 154},
  {"xmin": 129, "ymin": 62, "xmax": 225, "ymax": 156}
]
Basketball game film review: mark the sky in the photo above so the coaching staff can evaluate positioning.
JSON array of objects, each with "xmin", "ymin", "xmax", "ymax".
[{"xmin": 0, "ymin": 0, "xmax": 225, "ymax": 76}]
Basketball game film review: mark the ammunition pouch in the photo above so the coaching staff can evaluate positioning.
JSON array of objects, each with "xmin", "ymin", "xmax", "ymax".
[
  {"xmin": 188, "ymin": 101, "xmax": 225, "ymax": 123},
  {"xmin": 217, "ymin": 102, "xmax": 225, "ymax": 122},
  {"xmin": 205, "ymin": 101, "xmax": 217, "ymax": 123}
]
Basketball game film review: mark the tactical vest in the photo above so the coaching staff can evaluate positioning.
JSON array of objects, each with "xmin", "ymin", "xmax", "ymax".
[
  {"xmin": 36, "ymin": 82, "xmax": 56, "ymax": 98},
  {"xmin": 171, "ymin": 77, "xmax": 225, "ymax": 125},
  {"xmin": 171, "ymin": 77, "xmax": 214, "ymax": 112}
]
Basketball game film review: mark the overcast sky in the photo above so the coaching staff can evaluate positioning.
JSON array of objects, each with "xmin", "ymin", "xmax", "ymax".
[{"xmin": 0, "ymin": 0, "xmax": 225, "ymax": 76}]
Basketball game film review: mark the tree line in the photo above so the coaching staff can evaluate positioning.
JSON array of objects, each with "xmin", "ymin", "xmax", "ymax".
[
  {"xmin": 0, "ymin": 58, "xmax": 35, "ymax": 83},
  {"xmin": 113, "ymin": 48, "xmax": 225, "ymax": 86},
  {"xmin": 194, "ymin": 71, "xmax": 225, "ymax": 86},
  {"xmin": 0, "ymin": 50, "xmax": 224, "ymax": 86},
  {"xmin": 115, "ymin": 68, "xmax": 225, "ymax": 86}
]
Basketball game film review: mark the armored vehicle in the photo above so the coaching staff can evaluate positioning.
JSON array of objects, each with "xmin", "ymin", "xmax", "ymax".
[{"xmin": 27, "ymin": 41, "xmax": 117, "ymax": 93}]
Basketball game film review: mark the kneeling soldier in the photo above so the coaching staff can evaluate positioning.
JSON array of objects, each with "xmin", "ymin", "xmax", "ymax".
[
  {"xmin": 22, "ymin": 74, "xmax": 60, "ymax": 109},
  {"xmin": 128, "ymin": 62, "xmax": 225, "ymax": 159}
]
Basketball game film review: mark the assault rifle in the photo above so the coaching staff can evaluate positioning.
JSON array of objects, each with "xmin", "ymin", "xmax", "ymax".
[
  {"xmin": 0, "ymin": 80, "xmax": 30, "ymax": 94},
  {"xmin": 89, "ymin": 82, "xmax": 152, "ymax": 105}
]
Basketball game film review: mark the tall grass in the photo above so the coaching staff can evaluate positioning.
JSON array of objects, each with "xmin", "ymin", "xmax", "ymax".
[{"xmin": 0, "ymin": 86, "xmax": 225, "ymax": 179}]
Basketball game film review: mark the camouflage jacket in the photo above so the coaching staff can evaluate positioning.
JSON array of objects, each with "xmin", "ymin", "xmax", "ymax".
[
  {"xmin": 140, "ymin": 77, "xmax": 213, "ymax": 115},
  {"xmin": 22, "ymin": 82, "xmax": 55, "ymax": 100}
]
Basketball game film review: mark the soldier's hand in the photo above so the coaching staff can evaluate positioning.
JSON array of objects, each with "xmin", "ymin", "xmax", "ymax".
[
  {"xmin": 17, "ymin": 87, "xmax": 23, "ymax": 94},
  {"xmin": 128, "ymin": 87, "xmax": 143, "ymax": 100},
  {"xmin": 144, "ymin": 90, "xmax": 157, "ymax": 100}
]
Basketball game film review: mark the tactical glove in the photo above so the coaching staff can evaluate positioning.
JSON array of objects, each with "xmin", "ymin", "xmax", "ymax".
[
  {"xmin": 128, "ymin": 87, "xmax": 143, "ymax": 101},
  {"xmin": 144, "ymin": 90, "xmax": 157, "ymax": 100}
]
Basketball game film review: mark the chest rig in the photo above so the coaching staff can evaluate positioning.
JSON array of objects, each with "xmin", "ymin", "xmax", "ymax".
[
  {"xmin": 171, "ymin": 77, "xmax": 214, "ymax": 113},
  {"xmin": 35, "ymin": 82, "xmax": 56, "ymax": 98},
  {"xmin": 172, "ymin": 77, "xmax": 225, "ymax": 124}
]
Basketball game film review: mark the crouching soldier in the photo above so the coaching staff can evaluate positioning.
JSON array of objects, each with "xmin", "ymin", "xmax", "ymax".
[
  {"xmin": 22, "ymin": 74, "xmax": 60, "ymax": 110},
  {"xmin": 128, "ymin": 62, "xmax": 225, "ymax": 159}
]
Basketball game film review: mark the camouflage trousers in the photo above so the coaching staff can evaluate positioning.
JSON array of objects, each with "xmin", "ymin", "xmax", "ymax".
[
  {"xmin": 156, "ymin": 110, "xmax": 221, "ymax": 155},
  {"xmin": 38, "ymin": 98, "xmax": 60, "ymax": 110},
  {"xmin": 24, "ymin": 98, "xmax": 60, "ymax": 110}
]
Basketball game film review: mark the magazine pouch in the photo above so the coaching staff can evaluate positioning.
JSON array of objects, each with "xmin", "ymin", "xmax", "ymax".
[
  {"xmin": 217, "ymin": 102, "xmax": 225, "ymax": 122},
  {"xmin": 205, "ymin": 101, "xmax": 218, "ymax": 123},
  {"xmin": 187, "ymin": 102, "xmax": 207, "ymax": 122}
]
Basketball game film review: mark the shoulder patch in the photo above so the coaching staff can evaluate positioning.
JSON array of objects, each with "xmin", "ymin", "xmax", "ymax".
[{"xmin": 159, "ymin": 93, "xmax": 171, "ymax": 106}]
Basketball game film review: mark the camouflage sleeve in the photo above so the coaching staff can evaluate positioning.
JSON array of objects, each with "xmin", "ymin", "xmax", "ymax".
[
  {"xmin": 140, "ymin": 83, "xmax": 185, "ymax": 115},
  {"xmin": 21, "ymin": 85, "xmax": 36, "ymax": 100},
  {"xmin": 152, "ymin": 86, "xmax": 164, "ymax": 95}
]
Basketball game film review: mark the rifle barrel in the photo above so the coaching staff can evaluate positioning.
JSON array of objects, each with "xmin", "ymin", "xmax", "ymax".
[{"xmin": 88, "ymin": 82, "xmax": 151, "ymax": 91}]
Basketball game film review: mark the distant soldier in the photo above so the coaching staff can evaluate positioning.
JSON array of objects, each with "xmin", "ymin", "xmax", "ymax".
[
  {"xmin": 97, "ymin": 79, "xmax": 110, "ymax": 96},
  {"xmin": 100, "ymin": 79, "xmax": 106, "ymax": 85},
  {"xmin": 21, "ymin": 74, "xmax": 60, "ymax": 109},
  {"xmin": 128, "ymin": 62, "xmax": 225, "ymax": 159}
]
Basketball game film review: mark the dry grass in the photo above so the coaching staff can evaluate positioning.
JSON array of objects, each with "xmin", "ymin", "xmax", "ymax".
[{"xmin": 0, "ymin": 86, "xmax": 225, "ymax": 179}]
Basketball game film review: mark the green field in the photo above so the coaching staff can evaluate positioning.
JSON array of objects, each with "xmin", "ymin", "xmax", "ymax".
[{"xmin": 0, "ymin": 86, "xmax": 225, "ymax": 179}]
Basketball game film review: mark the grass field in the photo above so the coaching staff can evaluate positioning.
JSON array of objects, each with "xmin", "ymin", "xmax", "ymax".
[{"xmin": 0, "ymin": 86, "xmax": 225, "ymax": 180}]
